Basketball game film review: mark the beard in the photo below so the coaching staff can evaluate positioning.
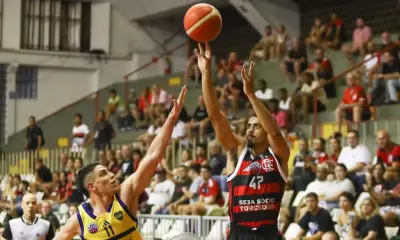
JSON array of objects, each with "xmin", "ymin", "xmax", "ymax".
[{"xmin": 247, "ymin": 138, "xmax": 255, "ymax": 149}]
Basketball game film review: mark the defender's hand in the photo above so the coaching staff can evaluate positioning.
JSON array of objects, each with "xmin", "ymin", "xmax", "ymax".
[
  {"xmin": 195, "ymin": 42, "xmax": 211, "ymax": 73},
  {"xmin": 241, "ymin": 61, "xmax": 255, "ymax": 98},
  {"xmin": 169, "ymin": 86, "xmax": 188, "ymax": 118}
]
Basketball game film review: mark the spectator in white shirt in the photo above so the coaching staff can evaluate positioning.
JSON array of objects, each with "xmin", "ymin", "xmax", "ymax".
[
  {"xmin": 146, "ymin": 168, "xmax": 175, "ymax": 214},
  {"xmin": 305, "ymin": 164, "xmax": 330, "ymax": 197},
  {"xmin": 338, "ymin": 130, "xmax": 371, "ymax": 175},
  {"xmin": 71, "ymin": 113, "xmax": 89, "ymax": 154},
  {"xmin": 255, "ymin": 79, "xmax": 273, "ymax": 101}
]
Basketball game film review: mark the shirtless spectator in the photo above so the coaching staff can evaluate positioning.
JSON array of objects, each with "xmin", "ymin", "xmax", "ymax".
[
  {"xmin": 342, "ymin": 18, "xmax": 372, "ymax": 63},
  {"xmin": 185, "ymin": 96, "xmax": 210, "ymax": 142},
  {"xmin": 105, "ymin": 89, "xmax": 124, "ymax": 119},
  {"xmin": 375, "ymin": 130, "xmax": 400, "ymax": 169},
  {"xmin": 249, "ymin": 25, "xmax": 277, "ymax": 61},
  {"xmin": 183, "ymin": 50, "xmax": 200, "ymax": 86},
  {"xmin": 280, "ymin": 38, "xmax": 308, "ymax": 82},
  {"xmin": 323, "ymin": 13, "xmax": 344, "ymax": 50},
  {"xmin": 306, "ymin": 18, "xmax": 326, "ymax": 49},
  {"xmin": 335, "ymin": 72, "xmax": 371, "ymax": 132}
]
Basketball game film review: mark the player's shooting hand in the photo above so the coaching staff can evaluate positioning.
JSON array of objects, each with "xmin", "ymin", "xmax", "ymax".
[
  {"xmin": 241, "ymin": 61, "xmax": 255, "ymax": 98},
  {"xmin": 169, "ymin": 86, "xmax": 188, "ymax": 118},
  {"xmin": 195, "ymin": 42, "xmax": 211, "ymax": 73}
]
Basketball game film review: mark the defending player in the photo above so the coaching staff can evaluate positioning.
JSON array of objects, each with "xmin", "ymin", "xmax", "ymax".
[
  {"xmin": 53, "ymin": 86, "xmax": 187, "ymax": 240},
  {"xmin": 195, "ymin": 43, "xmax": 289, "ymax": 240}
]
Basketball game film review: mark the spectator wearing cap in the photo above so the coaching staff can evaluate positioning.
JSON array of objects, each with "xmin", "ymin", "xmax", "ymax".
[
  {"xmin": 374, "ymin": 130, "xmax": 400, "ymax": 168},
  {"xmin": 335, "ymin": 72, "xmax": 371, "ymax": 132},
  {"xmin": 105, "ymin": 89, "xmax": 124, "ymax": 119},
  {"xmin": 338, "ymin": 130, "xmax": 371, "ymax": 176},
  {"xmin": 342, "ymin": 18, "xmax": 372, "ymax": 63}
]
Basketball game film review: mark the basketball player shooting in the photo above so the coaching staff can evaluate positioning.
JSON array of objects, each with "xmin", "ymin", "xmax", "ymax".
[
  {"xmin": 53, "ymin": 86, "xmax": 187, "ymax": 240},
  {"xmin": 195, "ymin": 42, "xmax": 289, "ymax": 240}
]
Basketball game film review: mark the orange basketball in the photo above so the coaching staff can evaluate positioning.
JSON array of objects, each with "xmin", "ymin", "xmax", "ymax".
[{"xmin": 184, "ymin": 3, "xmax": 222, "ymax": 42}]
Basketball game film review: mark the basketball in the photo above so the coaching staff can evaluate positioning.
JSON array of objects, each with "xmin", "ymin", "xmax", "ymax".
[{"xmin": 183, "ymin": 3, "xmax": 222, "ymax": 42}]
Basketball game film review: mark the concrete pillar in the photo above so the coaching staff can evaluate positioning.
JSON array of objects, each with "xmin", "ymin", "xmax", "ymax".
[{"xmin": 2, "ymin": 0, "xmax": 22, "ymax": 49}]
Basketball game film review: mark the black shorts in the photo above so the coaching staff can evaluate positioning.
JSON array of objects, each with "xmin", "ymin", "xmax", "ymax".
[
  {"xmin": 345, "ymin": 108, "xmax": 371, "ymax": 122},
  {"xmin": 227, "ymin": 224, "xmax": 282, "ymax": 240}
]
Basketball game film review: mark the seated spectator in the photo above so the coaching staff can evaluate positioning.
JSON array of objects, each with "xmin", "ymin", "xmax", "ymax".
[
  {"xmin": 280, "ymin": 38, "xmax": 308, "ymax": 82},
  {"xmin": 185, "ymin": 96, "xmax": 211, "ymax": 142},
  {"xmin": 54, "ymin": 172, "xmax": 68, "ymax": 206},
  {"xmin": 360, "ymin": 41, "xmax": 379, "ymax": 86},
  {"xmin": 294, "ymin": 192, "xmax": 335, "ymax": 239},
  {"xmin": 311, "ymin": 138, "xmax": 329, "ymax": 165},
  {"xmin": 34, "ymin": 158, "xmax": 53, "ymax": 195},
  {"xmin": 268, "ymin": 98, "xmax": 289, "ymax": 136},
  {"xmin": 215, "ymin": 69, "xmax": 228, "ymax": 97},
  {"xmin": 249, "ymin": 25, "xmax": 277, "ymax": 61},
  {"xmin": 138, "ymin": 86, "xmax": 152, "ymax": 125},
  {"xmin": 321, "ymin": 231, "xmax": 339, "ymax": 240},
  {"xmin": 329, "ymin": 136, "xmax": 342, "ymax": 163},
  {"xmin": 338, "ymin": 130, "xmax": 371, "ymax": 175},
  {"xmin": 219, "ymin": 73, "xmax": 242, "ymax": 117},
  {"xmin": 227, "ymin": 52, "xmax": 243, "ymax": 77},
  {"xmin": 105, "ymin": 89, "xmax": 124, "ymax": 119},
  {"xmin": 342, "ymin": 18, "xmax": 372, "ymax": 63},
  {"xmin": 208, "ymin": 141, "xmax": 226, "ymax": 175},
  {"xmin": 309, "ymin": 48, "xmax": 336, "ymax": 98},
  {"xmin": 193, "ymin": 145, "xmax": 207, "ymax": 165},
  {"xmin": 118, "ymin": 106, "xmax": 133, "ymax": 131},
  {"xmin": 323, "ymin": 13, "xmax": 345, "ymax": 50},
  {"xmin": 126, "ymin": 89, "xmax": 142, "ymax": 127},
  {"xmin": 137, "ymin": 113, "xmax": 165, "ymax": 148},
  {"xmin": 177, "ymin": 164, "xmax": 204, "ymax": 214},
  {"xmin": 159, "ymin": 165, "xmax": 192, "ymax": 215},
  {"xmin": 276, "ymin": 24, "xmax": 289, "ymax": 58},
  {"xmin": 183, "ymin": 50, "xmax": 200, "ymax": 86},
  {"xmin": 290, "ymin": 138, "xmax": 316, "ymax": 191},
  {"xmin": 379, "ymin": 32, "xmax": 399, "ymax": 62},
  {"xmin": 145, "ymin": 168, "xmax": 175, "ymax": 214},
  {"xmin": 305, "ymin": 164, "xmax": 330, "ymax": 197},
  {"xmin": 373, "ymin": 51, "xmax": 400, "ymax": 104},
  {"xmin": 255, "ymin": 79, "xmax": 273, "ymax": 101},
  {"xmin": 105, "ymin": 150, "xmax": 119, "ymax": 174},
  {"xmin": 353, "ymin": 198, "xmax": 388, "ymax": 240},
  {"xmin": 180, "ymin": 165, "xmax": 224, "ymax": 216},
  {"xmin": 306, "ymin": 18, "xmax": 326, "ymax": 49},
  {"xmin": 336, "ymin": 192, "xmax": 357, "ymax": 239},
  {"xmin": 335, "ymin": 72, "xmax": 371, "ymax": 132},
  {"xmin": 278, "ymin": 88, "xmax": 295, "ymax": 125},
  {"xmin": 294, "ymin": 72, "xmax": 326, "ymax": 123},
  {"xmin": 374, "ymin": 129, "xmax": 400, "ymax": 168},
  {"xmin": 181, "ymin": 149, "xmax": 193, "ymax": 167}
]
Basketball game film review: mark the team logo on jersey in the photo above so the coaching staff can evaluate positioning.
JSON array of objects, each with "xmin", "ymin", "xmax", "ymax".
[
  {"xmin": 88, "ymin": 223, "xmax": 99, "ymax": 234},
  {"xmin": 243, "ymin": 162, "xmax": 262, "ymax": 174},
  {"xmin": 114, "ymin": 211, "xmax": 123, "ymax": 221},
  {"xmin": 261, "ymin": 158, "xmax": 274, "ymax": 172}
]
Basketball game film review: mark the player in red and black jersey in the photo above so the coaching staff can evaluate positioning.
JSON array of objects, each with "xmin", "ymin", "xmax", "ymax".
[{"xmin": 195, "ymin": 42, "xmax": 290, "ymax": 240}]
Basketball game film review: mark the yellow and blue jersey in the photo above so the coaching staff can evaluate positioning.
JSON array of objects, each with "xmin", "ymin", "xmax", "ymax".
[{"xmin": 77, "ymin": 194, "xmax": 142, "ymax": 240}]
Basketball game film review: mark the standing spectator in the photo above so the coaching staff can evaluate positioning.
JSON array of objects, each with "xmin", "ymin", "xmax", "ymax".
[
  {"xmin": 105, "ymin": 89, "xmax": 124, "ymax": 119},
  {"xmin": 249, "ymin": 25, "xmax": 277, "ymax": 61},
  {"xmin": 41, "ymin": 200, "xmax": 60, "ymax": 232},
  {"xmin": 342, "ymin": 18, "xmax": 372, "ymax": 63},
  {"xmin": 280, "ymin": 38, "xmax": 308, "ymax": 82},
  {"xmin": 185, "ymin": 96, "xmax": 210, "ymax": 142},
  {"xmin": 294, "ymin": 192, "xmax": 335, "ymax": 239},
  {"xmin": 335, "ymin": 72, "xmax": 371, "ymax": 132},
  {"xmin": 71, "ymin": 113, "xmax": 89, "ymax": 155},
  {"xmin": 306, "ymin": 18, "xmax": 326, "ymax": 49},
  {"xmin": 25, "ymin": 116, "xmax": 44, "ymax": 152},
  {"xmin": 1, "ymin": 193, "xmax": 55, "ymax": 240},
  {"xmin": 87, "ymin": 110, "xmax": 115, "ymax": 155},
  {"xmin": 375, "ymin": 130, "xmax": 400, "ymax": 168},
  {"xmin": 208, "ymin": 141, "xmax": 226, "ymax": 175},
  {"xmin": 254, "ymin": 79, "xmax": 273, "ymax": 101},
  {"xmin": 374, "ymin": 51, "xmax": 400, "ymax": 104},
  {"xmin": 323, "ymin": 13, "xmax": 345, "ymax": 50},
  {"xmin": 338, "ymin": 130, "xmax": 371, "ymax": 175},
  {"xmin": 353, "ymin": 198, "xmax": 388, "ymax": 240}
]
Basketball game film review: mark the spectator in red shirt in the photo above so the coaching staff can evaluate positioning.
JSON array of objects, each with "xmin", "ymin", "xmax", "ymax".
[
  {"xmin": 185, "ymin": 165, "xmax": 224, "ymax": 215},
  {"xmin": 323, "ymin": 13, "xmax": 345, "ymax": 50},
  {"xmin": 138, "ymin": 86, "xmax": 152, "ymax": 125},
  {"xmin": 329, "ymin": 136, "xmax": 342, "ymax": 163},
  {"xmin": 335, "ymin": 72, "xmax": 371, "ymax": 132},
  {"xmin": 309, "ymin": 49, "xmax": 336, "ymax": 99},
  {"xmin": 312, "ymin": 138, "xmax": 329, "ymax": 164},
  {"xmin": 375, "ymin": 130, "xmax": 400, "ymax": 169}
]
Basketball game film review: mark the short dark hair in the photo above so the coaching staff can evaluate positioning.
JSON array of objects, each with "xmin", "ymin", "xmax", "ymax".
[
  {"xmin": 336, "ymin": 163, "xmax": 347, "ymax": 172},
  {"xmin": 189, "ymin": 164, "xmax": 201, "ymax": 174},
  {"xmin": 259, "ymin": 79, "xmax": 267, "ymax": 85},
  {"xmin": 75, "ymin": 113, "xmax": 82, "ymax": 120},
  {"xmin": 110, "ymin": 89, "xmax": 117, "ymax": 94},
  {"xmin": 305, "ymin": 192, "xmax": 318, "ymax": 201},
  {"xmin": 200, "ymin": 164, "xmax": 211, "ymax": 172},
  {"xmin": 76, "ymin": 163, "xmax": 98, "ymax": 198},
  {"xmin": 348, "ymin": 130, "xmax": 359, "ymax": 138},
  {"xmin": 339, "ymin": 192, "xmax": 355, "ymax": 205}
]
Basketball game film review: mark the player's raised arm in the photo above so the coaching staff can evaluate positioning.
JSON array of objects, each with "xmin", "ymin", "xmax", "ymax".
[
  {"xmin": 242, "ymin": 62, "xmax": 290, "ymax": 167},
  {"xmin": 52, "ymin": 213, "xmax": 80, "ymax": 240},
  {"xmin": 121, "ymin": 86, "xmax": 187, "ymax": 197},
  {"xmin": 196, "ymin": 42, "xmax": 245, "ymax": 153}
]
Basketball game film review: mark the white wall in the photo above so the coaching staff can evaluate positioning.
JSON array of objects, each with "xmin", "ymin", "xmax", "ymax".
[
  {"xmin": 2, "ymin": 0, "xmax": 21, "ymax": 49},
  {"xmin": 228, "ymin": 0, "xmax": 270, "ymax": 35},
  {"xmin": 91, "ymin": 2, "xmax": 111, "ymax": 53},
  {"xmin": 12, "ymin": 68, "xmax": 97, "ymax": 132}
]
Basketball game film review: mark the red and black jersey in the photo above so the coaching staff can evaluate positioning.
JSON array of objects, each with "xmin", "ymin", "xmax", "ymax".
[
  {"xmin": 227, "ymin": 147, "xmax": 287, "ymax": 232},
  {"xmin": 376, "ymin": 143, "xmax": 400, "ymax": 166}
]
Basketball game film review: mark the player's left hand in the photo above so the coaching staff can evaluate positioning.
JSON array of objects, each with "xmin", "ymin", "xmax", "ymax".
[
  {"xmin": 169, "ymin": 86, "xmax": 188, "ymax": 118},
  {"xmin": 241, "ymin": 61, "xmax": 255, "ymax": 98}
]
